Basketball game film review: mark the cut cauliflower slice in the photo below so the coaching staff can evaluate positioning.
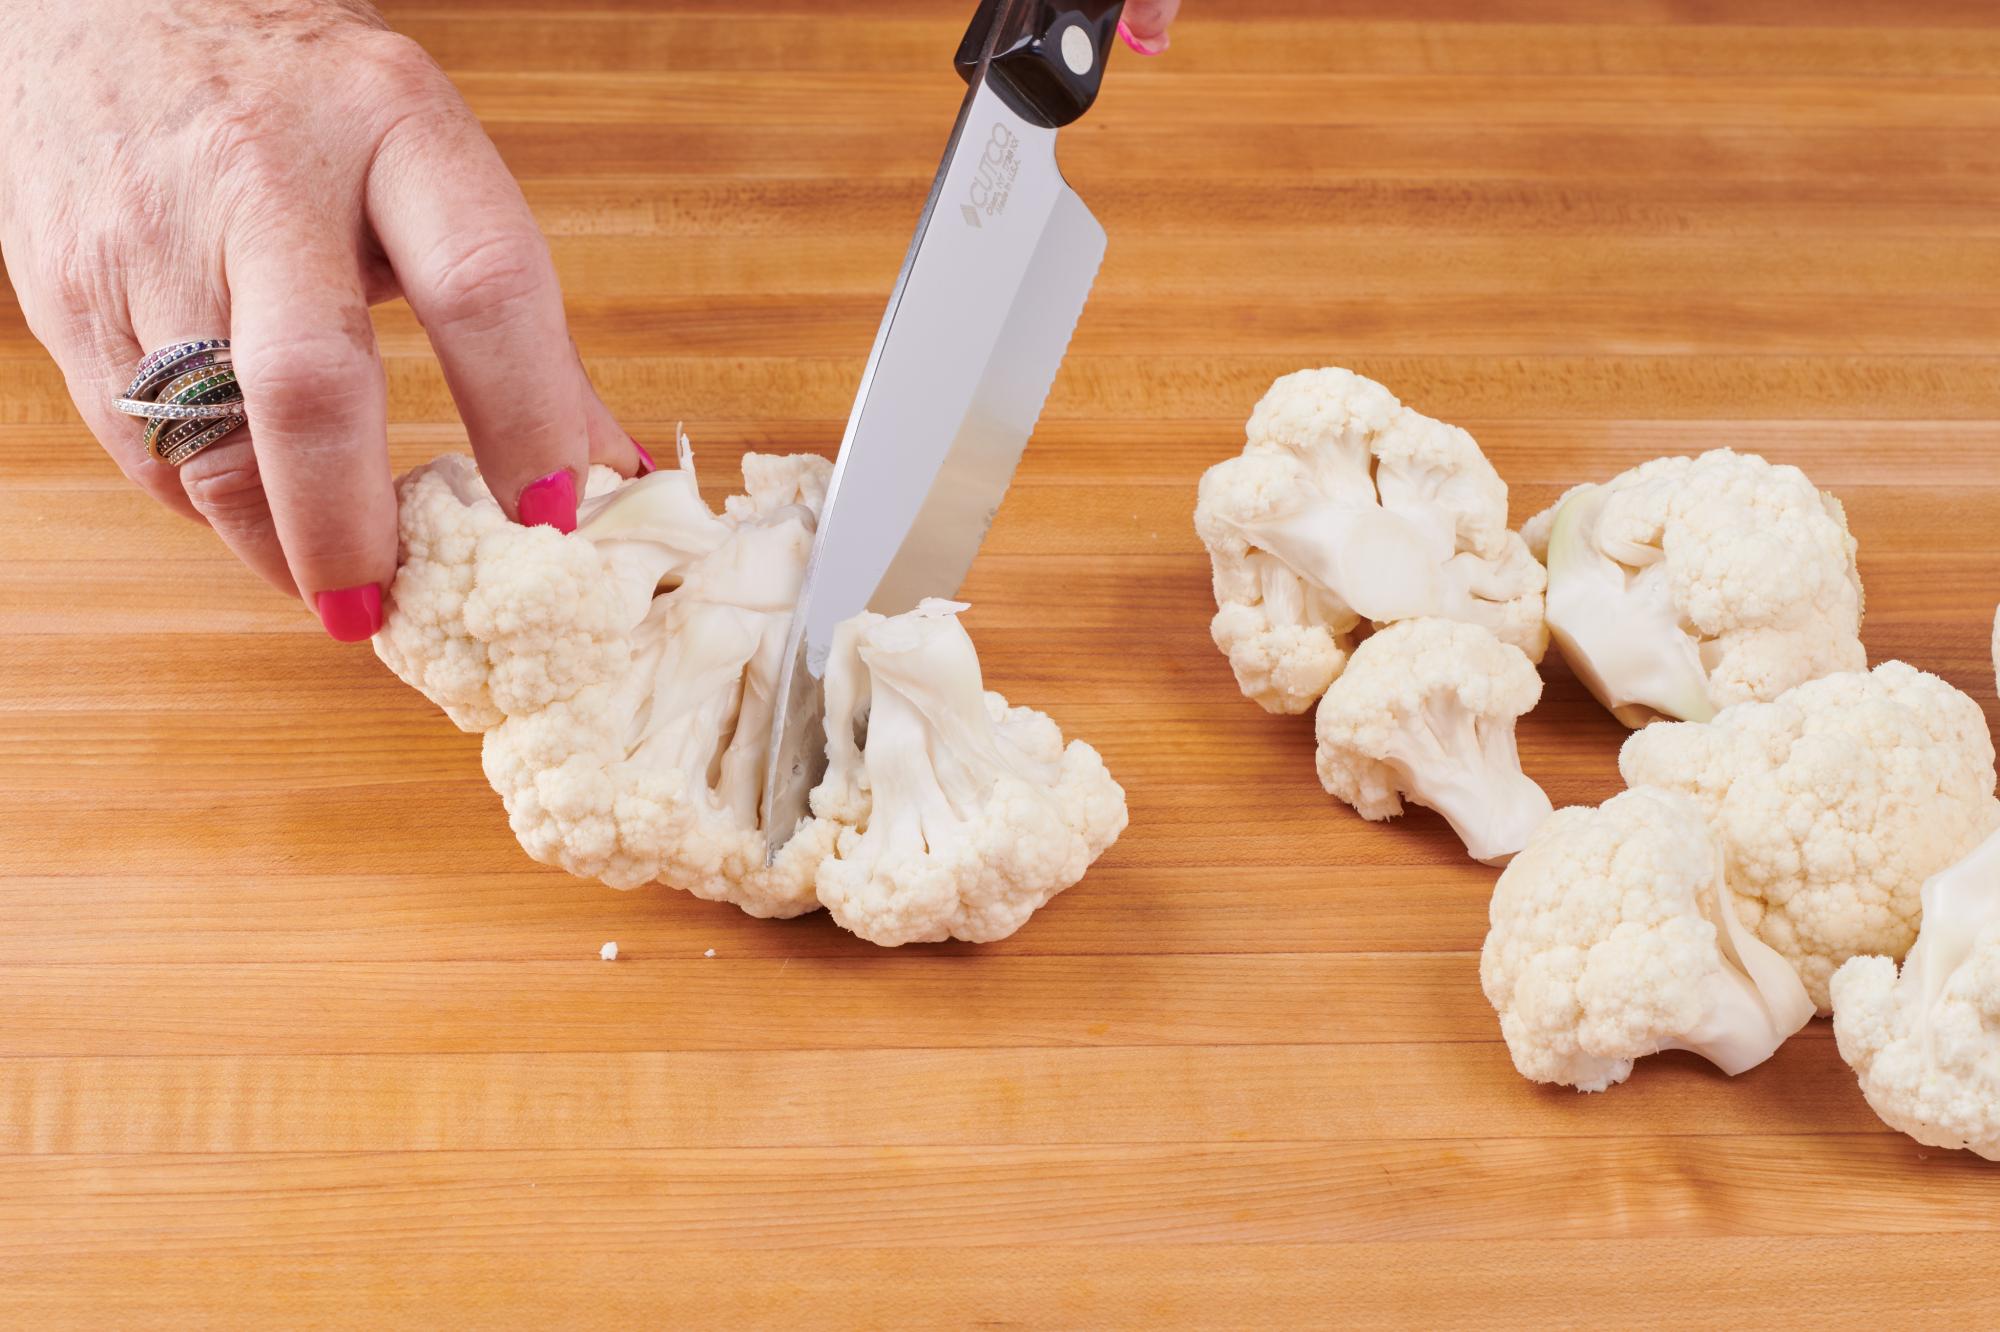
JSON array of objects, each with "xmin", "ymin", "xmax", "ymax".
[
  {"xmin": 1832, "ymin": 827, "xmax": 2000, "ymax": 1160},
  {"xmin": 1314, "ymin": 618, "xmax": 1551, "ymax": 866},
  {"xmin": 1530, "ymin": 449, "xmax": 1864, "ymax": 728},
  {"xmin": 481, "ymin": 484, "xmax": 837, "ymax": 917},
  {"xmin": 810, "ymin": 600, "xmax": 1128, "ymax": 946},
  {"xmin": 1194, "ymin": 367, "xmax": 1546, "ymax": 714},
  {"xmin": 373, "ymin": 438, "xmax": 730, "ymax": 730},
  {"xmin": 1481, "ymin": 786, "xmax": 1816, "ymax": 1093},
  {"xmin": 1620, "ymin": 661, "xmax": 2000, "ymax": 1011}
]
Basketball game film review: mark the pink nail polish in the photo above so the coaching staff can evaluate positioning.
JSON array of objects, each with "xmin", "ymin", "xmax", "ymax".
[
  {"xmin": 519, "ymin": 470, "xmax": 578, "ymax": 534},
  {"xmin": 631, "ymin": 437, "xmax": 657, "ymax": 476},
  {"xmin": 315, "ymin": 584, "xmax": 383, "ymax": 643},
  {"xmin": 1117, "ymin": 20, "xmax": 1167, "ymax": 56}
]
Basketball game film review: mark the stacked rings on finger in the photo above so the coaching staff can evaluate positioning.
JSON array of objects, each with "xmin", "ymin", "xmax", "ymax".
[{"xmin": 112, "ymin": 338, "xmax": 247, "ymax": 466}]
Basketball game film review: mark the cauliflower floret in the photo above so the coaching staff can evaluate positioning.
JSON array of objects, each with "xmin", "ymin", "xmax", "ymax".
[
  {"xmin": 1194, "ymin": 367, "xmax": 1546, "ymax": 714},
  {"xmin": 1831, "ymin": 827, "xmax": 2000, "ymax": 1160},
  {"xmin": 1314, "ymin": 618, "xmax": 1552, "ymax": 866},
  {"xmin": 1620, "ymin": 661, "xmax": 2000, "ymax": 1010},
  {"xmin": 810, "ymin": 600, "xmax": 1128, "ymax": 946},
  {"xmin": 374, "ymin": 439, "xmax": 730, "ymax": 730},
  {"xmin": 1536, "ymin": 449, "xmax": 1865, "ymax": 728},
  {"xmin": 1481, "ymin": 786, "xmax": 1816, "ymax": 1092}
]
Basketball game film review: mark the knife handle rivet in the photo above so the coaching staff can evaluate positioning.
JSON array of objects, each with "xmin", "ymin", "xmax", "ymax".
[{"xmin": 1059, "ymin": 24, "xmax": 1094, "ymax": 77}]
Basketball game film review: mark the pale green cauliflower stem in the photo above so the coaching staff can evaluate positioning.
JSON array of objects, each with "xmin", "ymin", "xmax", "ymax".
[
  {"xmin": 1194, "ymin": 367, "xmax": 1546, "ymax": 714},
  {"xmin": 1314, "ymin": 618, "xmax": 1551, "ymax": 866},
  {"xmin": 1620, "ymin": 661, "xmax": 2000, "ymax": 1011},
  {"xmin": 373, "ymin": 438, "xmax": 730, "ymax": 730},
  {"xmin": 811, "ymin": 600, "xmax": 1129, "ymax": 947},
  {"xmin": 1533, "ymin": 448, "xmax": 1865, "ymax": 728},
  {"xmin": 1832, "ymin": 827, "xmax": 2000, "ymax": 1160},
  {"xmin": 1480, "ymin": 787, "xmax": 1816, "ymax": 1093}
]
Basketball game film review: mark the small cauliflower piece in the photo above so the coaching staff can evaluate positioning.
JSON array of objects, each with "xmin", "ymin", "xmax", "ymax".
[
  {"xmin": 1532, "ymin": 449, "xmax": 1865, "ymax": 727},
  {"xmin": 810, "ymin": 600, "xmax": 1128, "ymax": 947},
  {"xmin": 374, "ymin": 439, "xmax": 730, "ymax": 730},
  {"xmin": 1314, "ymin": 618, "xmax": 1552, "ymax": 866},
  {"xmin": 1481, "ymin": 787, "xmax": 1816, "ymax": 1092},
  {"xmin": 482, "ymin": 487, "xmax": 838, "ymax": 918},
  {"xmin": 1831, "ymin": 826, "xmax": 2000, "ymax": 1160},
  {"xmin": 1194, "ymin": 367, "xmax": 1546, "ymax": 714},
  {"xmin": 1620, "ymin": 661, "xmax": 2000, "ymax": 1010}
]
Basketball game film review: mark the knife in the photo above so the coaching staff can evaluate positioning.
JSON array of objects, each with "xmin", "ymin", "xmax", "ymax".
[{"xmin": 760, "ymin": 0, "xmax": 1124, "ymax": 857}]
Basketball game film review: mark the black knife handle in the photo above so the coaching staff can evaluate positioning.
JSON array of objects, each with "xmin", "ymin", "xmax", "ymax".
[{"xmin": 954, "ymin": 1, "xmax": 1126, "ymax": 129}]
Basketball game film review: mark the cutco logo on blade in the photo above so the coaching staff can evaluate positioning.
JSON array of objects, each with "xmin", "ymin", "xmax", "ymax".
[{"xmin": 960, "ymin": 121, "xmax": 1020, "ymax": 229}]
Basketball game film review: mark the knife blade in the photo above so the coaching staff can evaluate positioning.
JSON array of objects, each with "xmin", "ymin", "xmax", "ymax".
[{"xmin": 760, "ymin": 1, "xmax": 1125, "ymax": 857}]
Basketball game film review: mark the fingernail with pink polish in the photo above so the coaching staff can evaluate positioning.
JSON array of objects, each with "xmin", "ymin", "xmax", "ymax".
[
  {"xmin": 315, "ymin": 584, "xmax": 383, "ymax": 643},
  {"xmin": 1117, "ymin": 20, "xmax": 1167, "ymax": 56},
  {"xmin": 519, "ymin": 469, "xmax": 578, "ymax": 534},
  {"xmin": 631, "ymin": 437, "xmax": 657, "ymax": 476}
]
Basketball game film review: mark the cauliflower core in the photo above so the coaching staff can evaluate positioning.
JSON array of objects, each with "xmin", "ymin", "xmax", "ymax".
[
  {"xmin": 1620, "ymin": 661, "xmax": 2000, "ymax": 1010},
  {"xmin": 1527, "ymin": 449, "xmax": 1865, "ymax": 728},
  {"xmin": 376, "ymin": 448, "xmax": 1127, "ymax": 943},
  {"xmin": 1194, "ymin": 368, "xmax": 1546, "ymax": 714},
  {"xmin": 1481, "ymin": 787, "xmax": 1816, "ymax": 1092},
  {"xmin": 1832, "ymin": 827, "xmax": 2000, "ymax": 1160},
  {"xmin": 811, "ymin": 600, "xmax": 1128, "ymax": 946},
  {"xmin": 1314, "ymin": 618, "xmax": 1551, "ymax": 866}
]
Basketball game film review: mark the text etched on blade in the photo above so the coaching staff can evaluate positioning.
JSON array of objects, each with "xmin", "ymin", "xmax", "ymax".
[{"xmin": 962, "ymin": 121, "xmax": 1021, "ymax": 229}]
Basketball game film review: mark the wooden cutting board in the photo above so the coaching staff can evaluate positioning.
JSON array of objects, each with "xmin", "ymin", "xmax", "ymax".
[{"xmin": 4, "ymin": 2, "xmax": 1999, "ymax": 1324}]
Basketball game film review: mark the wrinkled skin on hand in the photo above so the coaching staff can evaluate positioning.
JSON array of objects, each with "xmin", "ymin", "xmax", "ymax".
[{"xmin": 0, "ymin": 0, "xmax": 639, "ymax": 619}]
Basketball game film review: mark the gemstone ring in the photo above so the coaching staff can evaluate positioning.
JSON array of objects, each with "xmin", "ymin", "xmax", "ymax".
[{"xmin": 113, "ymin": 338, "xmax": 248, "ymax": 465}]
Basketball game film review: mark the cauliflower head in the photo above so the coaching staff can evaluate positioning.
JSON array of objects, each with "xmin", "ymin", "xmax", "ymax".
[
  {"xmin": 481, "ymin": 468, "xmax": 838, "ymax": 918},
  {"xmin": 810, "ymin": 600, "xmax": 1128, "ymax": 946},
  {"xmin": 1831, "ymin": 827, "xmax": 2000, "ymax": 1160},
  {"xmin": 1314, "ymin": 617, "xmax": 1551, "ymax": 866},
  {"xmin": 1620, "ymin": 661, "xmax": 2000, "ymax": 1010},
  {"xmin": 1194, "ymin": 367, "xmax": 1546, "ymax": 714},
  {"xmin": 374, "ymin": 437, "xmax": 730, "ymax": 730},
  {"xmin": 1531, "ymin": 449, "xmax": 1865, "ymax": 728},
  {"xmin": 1481, "ymin": 786, "xmax": 1816, "ymax": 1093}
]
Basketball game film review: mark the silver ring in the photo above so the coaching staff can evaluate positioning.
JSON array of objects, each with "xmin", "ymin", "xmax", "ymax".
[{"xmin": 113, "ymin": 338, "xmax": 247, "ymax": 465}]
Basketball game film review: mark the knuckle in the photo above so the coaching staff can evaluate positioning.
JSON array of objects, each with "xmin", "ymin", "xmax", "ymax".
[
  {"xmin": 200, "ymin": 89, "xmax": 305, "ymax": 190},
  {"xmin": 353, "ymin": 31, "xmax": 450, "ymax": 106},
  {"xmin": 235, "ymin": 333, "xmax": 380, "ymax": 429},
  {"xmin": 179, "ymin": 442, "xmax": 270, "ymax": 521},
  {"xmin": 418, "ymin": 229, "xmax": 553, "ymax": 333}
]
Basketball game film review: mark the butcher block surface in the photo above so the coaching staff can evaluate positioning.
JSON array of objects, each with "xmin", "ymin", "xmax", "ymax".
[{"xmin": 5, "ymin": 1, "xmax": 2000, "ymax": 1325}]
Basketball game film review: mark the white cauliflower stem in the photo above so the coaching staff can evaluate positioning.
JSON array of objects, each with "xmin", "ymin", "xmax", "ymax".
[
  {"xmin": 1481, "ymin": 787, "xmax": 1816, "ymax": 1092},
  {"xmin": 1314, "ymin": 618, "xmax": 1551, "ymax": 866},
  {"xmin": 1620, "ymin": 661, "xmax": 2000, "ymax": 1010},
  {"xmin": 1530, "ymin": 449, "xmax": 1865, "ymax": 728},
  {"xmin": 811, "ymin": 600, "xmax": 1128, "ymax": 946},
  {"xmin": 1832, "ymin": 827, "xmax": 2000, "ymax": 1160},
  {"xmin": 1195, "ymin": 368, "xmax": 1546, "ymax": 713}
]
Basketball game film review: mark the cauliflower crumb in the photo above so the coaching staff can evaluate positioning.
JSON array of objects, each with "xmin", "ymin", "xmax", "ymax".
[
  {"xmin": 703, "ymin": 948, "xmax": 717, "ymax": 959},
  {"xmin": 599, "ymin": 941, "xmax": 618, "ymax": 962}
]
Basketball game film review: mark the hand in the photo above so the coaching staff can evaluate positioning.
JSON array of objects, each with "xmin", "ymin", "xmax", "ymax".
[
  {"xmin": 1120, "ymin": 0, "xmax": 1182, "ymax": 56},
  {"xmin": 0, "ymin": 0, "xmax": 644, "ymax": 640}
]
